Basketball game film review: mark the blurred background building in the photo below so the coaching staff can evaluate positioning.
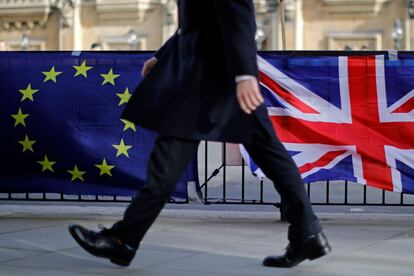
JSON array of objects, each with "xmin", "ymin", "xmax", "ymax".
[{"xmin": 0, "ymin": 0, "xmax": 413, "ymax": 51}]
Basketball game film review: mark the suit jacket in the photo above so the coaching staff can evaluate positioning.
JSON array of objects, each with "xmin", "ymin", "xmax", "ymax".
[{"xmin": 122, "ymin": 0, "xmax": 268, "ymax": 144}]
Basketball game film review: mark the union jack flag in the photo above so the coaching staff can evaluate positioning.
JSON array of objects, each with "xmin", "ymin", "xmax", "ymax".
[{"xmin": 243, "ymin": 53, "xmax": 414, "ymax": 194}]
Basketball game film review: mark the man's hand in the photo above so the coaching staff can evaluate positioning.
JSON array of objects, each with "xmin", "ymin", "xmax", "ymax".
[
  {"xmin": 141, "ymin": 57, "xmax": 158, "ymax": 77},
  {"xmin": 236, "ymin": 78, "xmax": 264, "ymax": 114}
]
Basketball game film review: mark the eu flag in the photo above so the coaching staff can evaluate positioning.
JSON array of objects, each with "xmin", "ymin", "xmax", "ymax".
[{"xmin": 0, "ymin": 51, "xmax": 198, "ymax": 198}]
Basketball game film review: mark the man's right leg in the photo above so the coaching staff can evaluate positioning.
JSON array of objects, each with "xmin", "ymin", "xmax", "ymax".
[
  {"xmin": 111, "ymin": 136, "xmax": 200, "ymax": 248},
  {"xmin": 243, "ymin": 115, "xmax": 330, "ymax": 267}
]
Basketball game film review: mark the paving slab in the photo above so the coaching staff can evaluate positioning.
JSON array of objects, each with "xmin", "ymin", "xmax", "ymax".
[{"xmin": 0, "ymin": 205, "xmax": 414, "ymax": 276}]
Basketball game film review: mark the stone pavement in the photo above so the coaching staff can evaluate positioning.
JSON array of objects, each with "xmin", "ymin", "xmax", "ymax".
[{"xmin": 0, "ymin": 204, "xmax": 413, "ymax": 276}]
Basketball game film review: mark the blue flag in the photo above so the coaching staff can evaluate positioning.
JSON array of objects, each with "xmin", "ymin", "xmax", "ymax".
[{"xmin": 0, "ymin": 51, "xmax": 198, "ymax": 198}]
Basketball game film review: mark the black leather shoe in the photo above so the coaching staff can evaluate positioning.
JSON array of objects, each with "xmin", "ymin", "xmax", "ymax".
[
  {"xmin": 263, "ymin": 231, "xmax": 331, "ymax": 268},
  {"xmin": 68, "ymin": 224, "xmax": 136, "ymax": 267}
]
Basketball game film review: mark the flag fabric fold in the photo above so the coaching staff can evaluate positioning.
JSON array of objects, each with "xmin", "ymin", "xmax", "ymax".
[{"xmin": 242, "ymin": 53, "xmax": 414, "ymax": 194}]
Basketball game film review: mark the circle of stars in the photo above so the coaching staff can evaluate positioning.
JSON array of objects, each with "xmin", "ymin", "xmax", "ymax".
[{"xmin": 11, "ymin": 57, "xmax": 138, "ymax": 183}]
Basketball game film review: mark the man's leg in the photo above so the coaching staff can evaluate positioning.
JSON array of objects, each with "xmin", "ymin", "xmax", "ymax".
[
  {"xmin": 111, "ymin": 136, "xmax": 200, "ymax": 248},
  {"xmin": 244, "ymin": 116, "xmax": 320, "ymax": 239},
  {"xmin": 69, "ymin": 135, "xmax": 199, "ymax": 266},
  {"xmin": 244, "ymin": 116, "xmax": 330, "ymax": 267}
]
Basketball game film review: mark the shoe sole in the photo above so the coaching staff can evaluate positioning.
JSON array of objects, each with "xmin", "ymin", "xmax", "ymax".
[
  {"xmin": 110, "ymin": 259, "xmax": 131, "ymax": 266},
  {"xmin": 308, "ymin": 245, "xmax": 332, "ymax": 261},
  {"xmin": 263, "ymin": 245, "xmax": 332, "ymax": 268},
  {"xmin": 68, "ymin": 226, "xmax": 131, "ymax": 267}
]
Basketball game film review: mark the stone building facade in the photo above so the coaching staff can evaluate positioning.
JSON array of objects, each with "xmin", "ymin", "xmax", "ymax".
[
  {"xmin": 286, "ymin": 0, "xmax": 414, "ymax": 51},
  {"xmin": 0, "ymin": 0, "xmax": 413, "ymax": 51}
]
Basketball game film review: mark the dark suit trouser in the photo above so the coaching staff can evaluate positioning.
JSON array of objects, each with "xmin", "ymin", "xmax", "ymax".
[{"xmin": 111, "ymin": 116, "xmax": 321, "ymax": 248}]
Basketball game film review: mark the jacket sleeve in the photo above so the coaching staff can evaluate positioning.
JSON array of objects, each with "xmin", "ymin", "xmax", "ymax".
[
  {"xmin": 213, "ymin": 0, "xmax": 258, "ymax": 77},
  {"xmin": 154, "ymin": 31, "xmax": 179, "ymax": 60}
]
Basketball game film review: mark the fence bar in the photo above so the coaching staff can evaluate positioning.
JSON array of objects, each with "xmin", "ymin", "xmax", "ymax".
[
  {"xmin": 204, "ymin": 141, "xmax": 208, "ymax": 202},
  {"xmin": 222, "ymin": 143, "xmax": 226, "ymax": 202},
  {"xmin": 241, "ymin": 158, "xmax": 245, "ymax": 203},
  {"xmin": 344, "ymin": 181, "xmax": 348, "ymax": 204},
  {"xmin": 326, "ymin": 181, "xmax": 330, "ymax": 204},
  {"xmin": 363, "ymin": 185, "xmax": 367, "ymax": 204},
  {"xmin": 260, "ymin": 179, "xmax": 264, "ymax": 203}
]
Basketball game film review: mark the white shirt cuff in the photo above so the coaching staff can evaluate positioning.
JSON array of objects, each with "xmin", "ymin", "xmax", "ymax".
[{"xmin": 235, "ymin": 75, "xmax": 256, "ymax": 83}]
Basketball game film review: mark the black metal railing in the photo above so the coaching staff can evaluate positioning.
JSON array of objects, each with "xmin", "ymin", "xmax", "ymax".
[
  {"xmin": 198, "ymin": 142, "xmax": 414, "ymax": 207},
  {"xmin": 1, "ymin": 141, "xmax": 414, "ymax": 207}
]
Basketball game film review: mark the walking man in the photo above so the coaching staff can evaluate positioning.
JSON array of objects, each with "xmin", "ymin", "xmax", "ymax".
[{"xmin": 69, "ymin": 0, "xmax": 331, "ymax": 268}]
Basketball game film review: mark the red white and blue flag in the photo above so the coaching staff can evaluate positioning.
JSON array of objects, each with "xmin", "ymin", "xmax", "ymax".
[{"xmin": 245, "ymin": 53, "xmax": 414, "ymax": 194}]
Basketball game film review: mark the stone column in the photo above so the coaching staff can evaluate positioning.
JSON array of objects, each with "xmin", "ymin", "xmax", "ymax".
[
  {"xmin": 72, "ymin": 0, "xmax": 82, "ymax": 50},
  {"xmin": 277, "ymin": 4, "xmax": 283, "ymax": 50},
  {"xmin": 295, "ymin": 0, "xmax": 303, "ymax": 50},
  {"xmin": 52, "ymin": 0, "xmax": 73, "ymax": 50},
  {"xmin": 162, "ymin": 0, "xmax": 178, "ymax": 44},
  {"xmin": 407, "ymin": 0, "xmax": 414, "ymax": 50},
  {"xmin": 269, "ymin": 7, "xmax": 279, "ymax": 50}
]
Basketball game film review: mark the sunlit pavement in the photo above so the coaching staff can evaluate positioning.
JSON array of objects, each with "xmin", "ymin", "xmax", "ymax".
[{"xmin": 0, "ymin": 205, "xmax": 413, "ymax": 276}]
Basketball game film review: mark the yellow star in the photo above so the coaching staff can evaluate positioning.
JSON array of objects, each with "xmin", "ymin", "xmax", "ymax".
[
  {"xmin": 73, "ymin": 60, "xmax": 93, "ymax": 78},
  {"xmin": 120, "ymin": 119, "xmax": 137, "ymax": 132},
  {"xmin": 112, "ymin": 139, "xmax": 132, "ymax": 157},
  {"xmin": 67, "ymin": 165, "xmax": 86, "ymax": 181},
  {"xmin": 11, "ymin": 108, "xmax": 29, "ymax": 127},
  {"xmin": 101, "ymin": 68, "xmax": 120, "ymax": 86},
  {"xmin": 42, "ymin": 66, "xmax": 62, "ymax": 83},
  {"xmin": 18, "ymin": 134, "xmax": 36, "ymax": 153},
  {"xmin": 95, "ymin": 158, "xmax": 115, "ymax": 177},
  {"xmin": 19, "ymin": 84, "xmax": 38, "ymax": 102},
  {"xmin": 116, "ymin": 87, "xmax": 132, "ymax": 106},
  {"xmin": 38, "ymin": 155, "xmax": 56, "ymax": 172}
]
